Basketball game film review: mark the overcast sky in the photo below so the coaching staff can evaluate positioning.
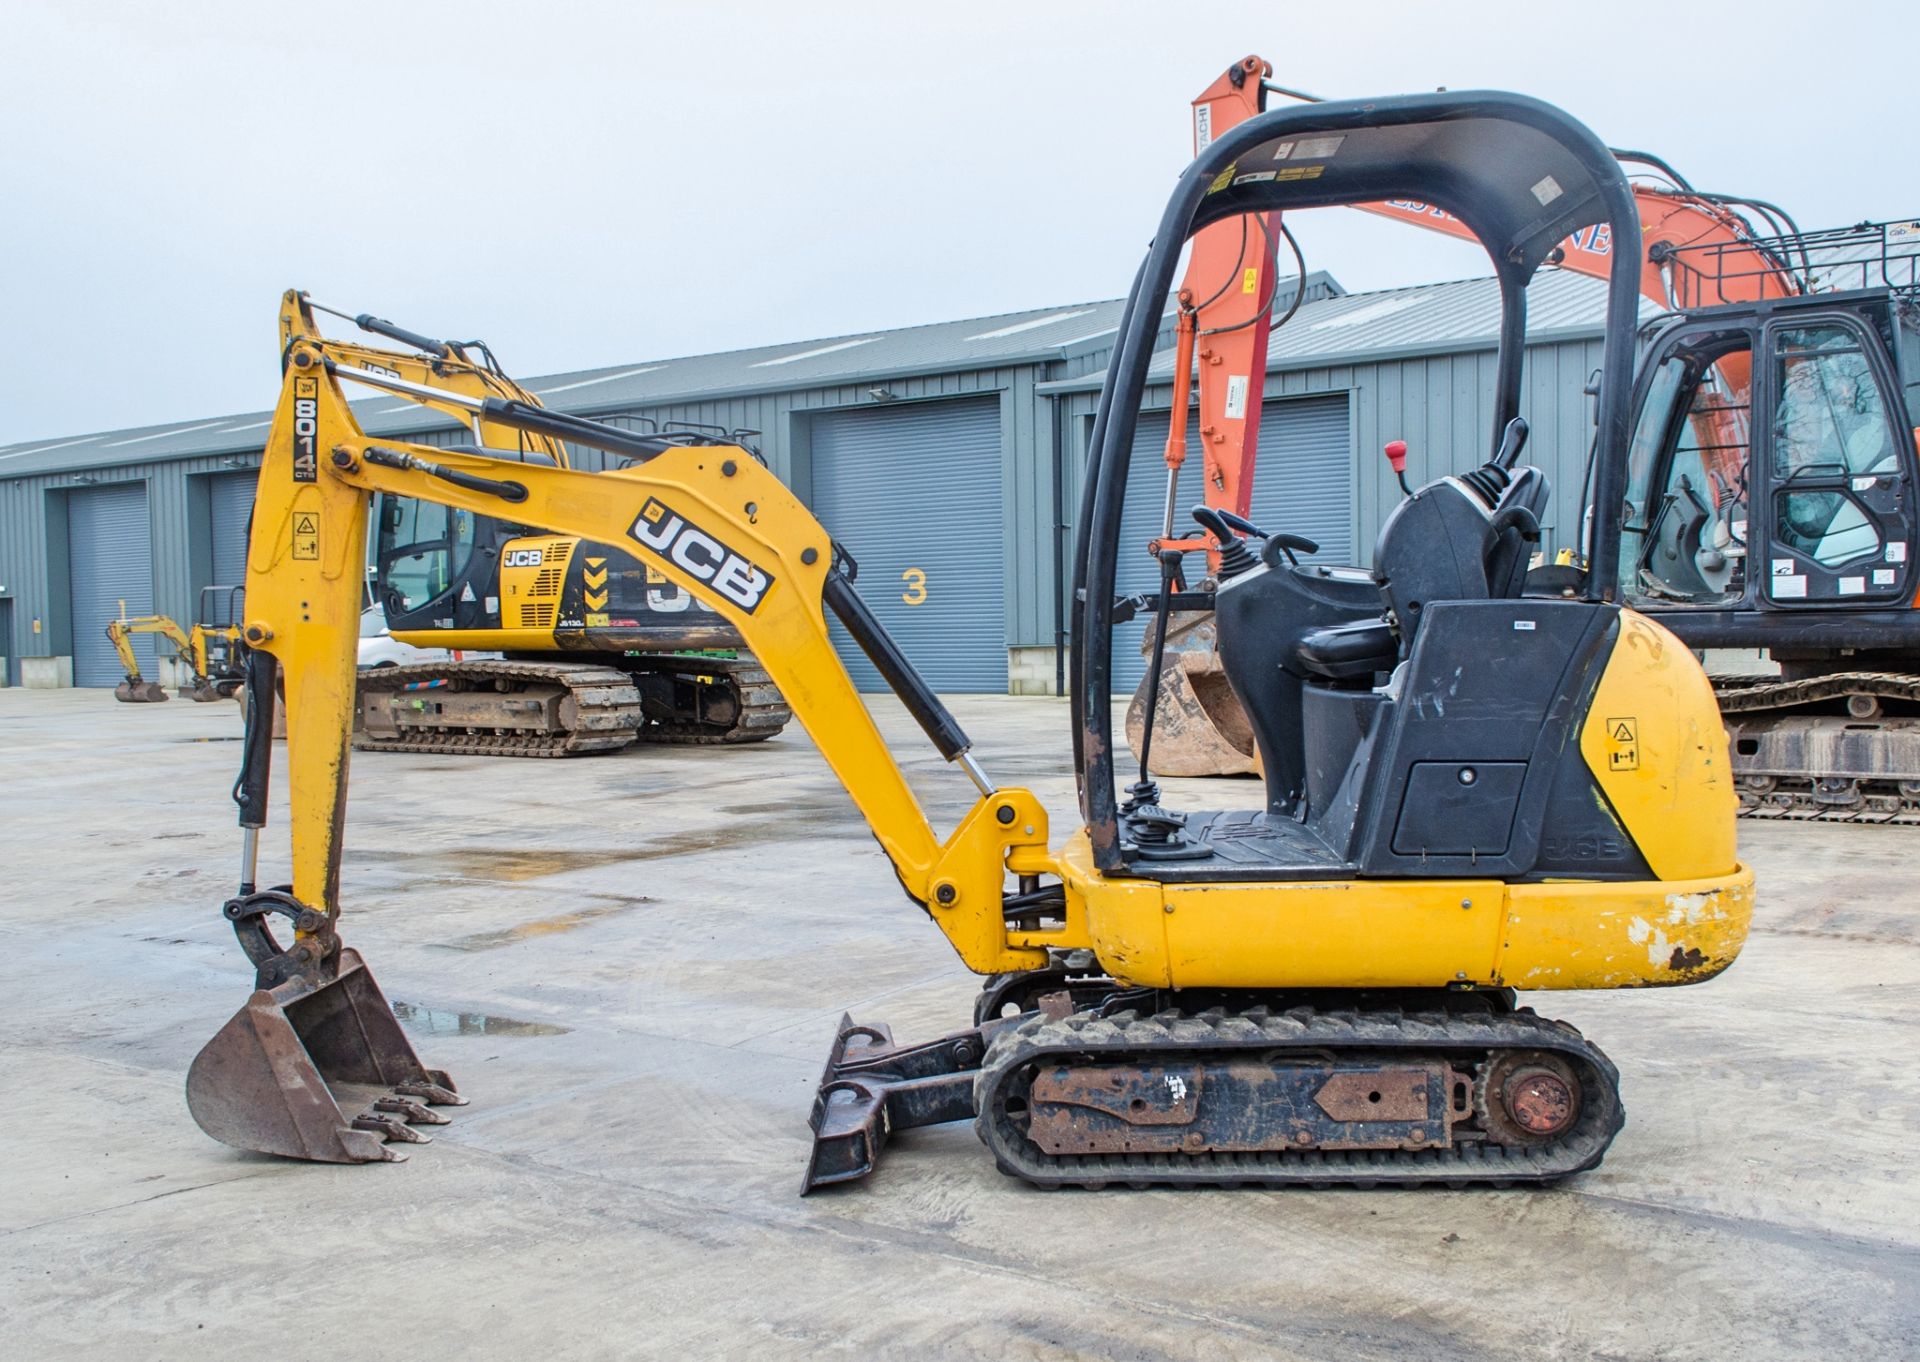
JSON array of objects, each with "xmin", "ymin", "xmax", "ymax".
[{"xmin": 2, "ymin": 0, "xmax": 1910, "ymax": 444}]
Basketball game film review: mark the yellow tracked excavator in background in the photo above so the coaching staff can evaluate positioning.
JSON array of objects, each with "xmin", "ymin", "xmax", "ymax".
[
  {"xmin": 186, "ymin": 88, "xmax": 1754, "ymax": 1191},
  {"xmin": 281, "ymin": 297, "xmax": 791, "ymax": 757}
]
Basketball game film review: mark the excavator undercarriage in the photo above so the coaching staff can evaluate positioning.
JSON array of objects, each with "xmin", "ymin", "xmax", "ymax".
[
  {"xmin": 807, "ymin": 987, "xmax": 1620, "ymax": 1193},
  {"xmin": 352, "ymin": 654, "xmax": 789, "ymax": 757},
  {"xmin": 1715, "ymin": 670, "xmax": 1920, "ymax": 822}
]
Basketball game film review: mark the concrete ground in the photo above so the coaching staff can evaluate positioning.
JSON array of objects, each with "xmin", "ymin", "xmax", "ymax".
[{"xmin": 1, "ymin": 686, "xmax": 1916, "ymax": 1361}]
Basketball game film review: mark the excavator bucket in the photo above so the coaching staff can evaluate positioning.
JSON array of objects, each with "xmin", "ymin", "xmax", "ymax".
[
  {"xmin": 186, "ymin": 947, "xmax": 465, "ymax": 1163},
  {"xmin": 1124, "ymin": 610, "xmax": 1260, "ymax": 777},
  {"xmin": 178, "ymin": 679, "xmax": 232, "ymax": 703},
  {"xmin": 115, "ymin": 680, "xmax": 170, "ymax": 703}
]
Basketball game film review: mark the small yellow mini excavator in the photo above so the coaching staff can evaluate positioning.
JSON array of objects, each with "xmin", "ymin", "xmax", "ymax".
[
  {"xmin": 187, "ymin": 88, "xmax": 1754, "ymax": 1190},
  {"xmin": 107, "ymin": 590, "xmax": 246, "ymax": 703}
]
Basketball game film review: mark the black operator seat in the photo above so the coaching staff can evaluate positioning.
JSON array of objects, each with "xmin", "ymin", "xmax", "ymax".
[{"xmin": 1294, "ymin": 419, "xmax": 1545, "ymax": 683}]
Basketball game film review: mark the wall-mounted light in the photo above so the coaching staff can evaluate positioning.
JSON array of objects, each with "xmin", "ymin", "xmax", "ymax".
[
  {"xmin": 868, "ymin": 386, "xmax": 896, "ymax": 403},
  {"xmin": 68, "ymin": 475, "xmax": 97, "ymax": 485},
  {"xmin": 223, "ymin": 456, "xmax": 251, "ymax": 469}
]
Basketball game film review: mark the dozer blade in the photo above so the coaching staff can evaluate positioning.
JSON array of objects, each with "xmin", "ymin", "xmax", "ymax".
[
  {"xmin": 186, "ymin": 947, "xmax": 465, "ymax": 1163},
  {"xmin": 1123, "ymin": 612, "xmax": 1259, "ymax": 777},
  {"xmin": 801, "ymin": 1013, "xmax": 992, "ymax": 1194},
  {"xmin": 115, "ymin": 680, "xmax": 170, "ymax": 703}
]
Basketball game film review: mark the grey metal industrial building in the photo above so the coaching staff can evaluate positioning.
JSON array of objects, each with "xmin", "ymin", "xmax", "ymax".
[{"xmin": 0, "ymin": 269, "xmax": 1611, "ymax": 694}]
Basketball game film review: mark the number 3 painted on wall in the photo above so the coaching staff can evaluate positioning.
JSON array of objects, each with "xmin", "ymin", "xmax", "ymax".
[{"xmin": 901, "ymin": 567, "xmax": 928, "ymax": 605}]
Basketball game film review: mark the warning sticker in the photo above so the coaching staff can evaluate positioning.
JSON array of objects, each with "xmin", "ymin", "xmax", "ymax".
[
  {"xmin": 1889, "ymin": 543, "xmax": 1908, "ymax": 564},
  {"xmin": 291, "ymin": 511, "xmax": 319, "ymax": 562},
  {"xmin": 1605, "ymin": 717, "xmax": 1638, "ymax": 773},
  {"xmin": 1839, "ymin": 576, "xmax": 1866, "ymax": 596},
  {"xmin": 1531, "ymin": 175, "xmax": 1564, "ymax": 206},
  {"xmin": 1773, "ymin": 574, "xmax": 1808, "ymax": 598},
  {"xmin": 1875, "ymin": 569, "xmax": 1896, "ymax": 586},
  {"xmin": 1241, "ymin": 267, "xmax": 1260, "ymax": 294}
]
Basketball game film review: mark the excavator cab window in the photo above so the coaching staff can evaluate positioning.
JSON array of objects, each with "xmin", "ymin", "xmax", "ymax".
[
  {"xmin": 1619, "ymin": 329, "xmax": 1753, "ymax": 606},
  {"xmin": 375, "ymin": 495, "xmax": 477, "ymax": 613}
]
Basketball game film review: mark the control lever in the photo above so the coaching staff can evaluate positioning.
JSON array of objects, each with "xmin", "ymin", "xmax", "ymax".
[
  {"xmin": 1189, "ymin": 508, "xmax": 1259, "ymax": 579},
  {"xmin": 1216, "ymin": 510, "xmax": 1268, "ymax": 538},
  {"xmin": 1492, "ymin": 416, "xmax": 1530, "ymax": 470},
  {"xmin": 1260, "ymin": 533, "xmax": 1320, "ymax": 569},
  {"xmin": 1383, "ymin": 440, "xmax": 1413, "ymax": 497}
]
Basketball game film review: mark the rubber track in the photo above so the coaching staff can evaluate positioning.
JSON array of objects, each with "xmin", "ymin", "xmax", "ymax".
[
  {"xmin": 974, "ymin": 1004, "xmax": 1622, "ymax": 1189},
  {"xmin": 629, "ymin": 655, "xmax": 792, "ymax": 746},
  {"xmin": 1710, "ymin": 671, "xmax": 1920, "ymax": 824},
  {"xmin": 354, "ymin": 660, "xmax": 642, "ymax": 758}
]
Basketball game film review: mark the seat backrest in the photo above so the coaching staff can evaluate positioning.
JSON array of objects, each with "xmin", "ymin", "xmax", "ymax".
[{"xmin": 1370, "ymin": 479, "xmax": 1499, "ymax": 650}]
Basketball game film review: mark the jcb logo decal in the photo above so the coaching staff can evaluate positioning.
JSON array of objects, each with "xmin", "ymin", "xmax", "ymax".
[
  {"xmin": 628, "ymin": 498, "xmax": 773, "ymax": 614},
  {"xmin": 503, "ymin": 549, "xmax": 545, "ymax": 568},
  {"xmin": 291, "ymin": 377, "xmax": 319, "ymax": 483}
]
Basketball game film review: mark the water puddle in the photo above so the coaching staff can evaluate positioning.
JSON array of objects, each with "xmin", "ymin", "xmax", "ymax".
[
  {"xmin": 432, "ymin": 897, "xmax": 650, "ymax": 952},
  {"xmin": 391, "ymin": 1001, "xmax": 569, "ymax": 1037}
]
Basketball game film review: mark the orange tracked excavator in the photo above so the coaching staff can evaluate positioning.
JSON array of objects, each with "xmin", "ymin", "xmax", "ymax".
[{"xmin": 1132, "ymin": 59, "xmax": 1920, "ymax": 821}]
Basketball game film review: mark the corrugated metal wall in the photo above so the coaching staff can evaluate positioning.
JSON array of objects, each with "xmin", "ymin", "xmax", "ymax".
[{"xmin": 0, "ymin": 451, "xmax": 266, "ymax": 667}]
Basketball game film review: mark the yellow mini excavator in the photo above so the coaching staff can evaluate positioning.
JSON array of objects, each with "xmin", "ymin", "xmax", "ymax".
[
  {"xmin": 187, "ymin": 88, "xmax": 1754, "ymax": 1190},
  {"xmin": 107, "ymin": 590, "xmax": 246, "ymax": 703}
]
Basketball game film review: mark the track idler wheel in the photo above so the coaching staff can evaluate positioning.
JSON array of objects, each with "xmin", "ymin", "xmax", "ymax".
[
  {"xmin": 1476, "ymin": 1051, "xmax": 1581, "ymax": 1146},
  {"xmin": 115, "ymin": 679, "xmax": 170, "ymax": 703}
]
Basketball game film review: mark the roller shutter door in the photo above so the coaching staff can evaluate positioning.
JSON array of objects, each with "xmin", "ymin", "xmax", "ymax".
[
  {"xmin": 1110, "ymin": 393, "xmax": 1351, "ymax": 690},
  {"xmin": 809, "ymin": 397, "xmax": 1006, "ymax": 692},
  {"xmin": 1245, "ymin": 394, "xmax": 1352, "ymax": 564},
  {"xmin": 68, "ymin": 482, "xmax": 155, "ymax": 686},
  {"xmin": 208, "ymin": 471, "xmax": 256, "ymax": 594}
]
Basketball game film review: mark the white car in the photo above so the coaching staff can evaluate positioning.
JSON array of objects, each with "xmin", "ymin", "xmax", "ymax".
[{"xmin": 357, "ymin": 606, "xmax": 497, "ymax": 668}]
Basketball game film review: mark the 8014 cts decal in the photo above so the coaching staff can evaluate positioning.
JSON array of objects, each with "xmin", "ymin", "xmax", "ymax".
[
  {"xmin": 291, "ymin": 376, "xmax": 319, "ymax": 482},
  {"xmin": 628, "ymin": 498, "xmax": 774, "ymax": 613}
]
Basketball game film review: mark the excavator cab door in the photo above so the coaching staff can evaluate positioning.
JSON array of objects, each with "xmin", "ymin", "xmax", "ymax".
[
  {"xmin": 1754, "ymin": 306, "xmax": 1917, "ymax": 609},
  {"xmin": 373, "ymin": 494, "xmax": 493, "ymax": 631},
  {"xmin": 1618, "ymin": 323, "xmax": 1757, "ymax": 609}
]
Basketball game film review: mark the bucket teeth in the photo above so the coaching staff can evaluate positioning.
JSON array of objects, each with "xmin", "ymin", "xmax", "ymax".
[
  {"xmin": 352, "ymin": 1112, "xmax": 432, "ymax": 1144},
  {"xmin": 372, "ymin": 1095, "xmax": 451, "ymax": 1125},
  {"xmin": 394, "ymin": 1077, "xmax": 468, "ymax": 1107}
]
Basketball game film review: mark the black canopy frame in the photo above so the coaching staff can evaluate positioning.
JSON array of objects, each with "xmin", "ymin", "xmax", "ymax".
[{"xmin": 1070, "ymin": 90, "xmax": 1645, "ymax": 871}]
